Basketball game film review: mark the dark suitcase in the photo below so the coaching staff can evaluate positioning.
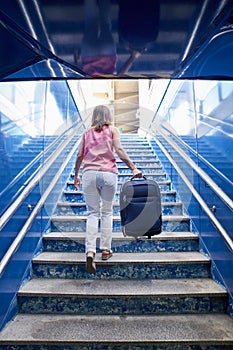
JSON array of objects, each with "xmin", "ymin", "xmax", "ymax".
[{"xmin": 120, "ymin": 176, "xmax": 162, "ymax": 238}]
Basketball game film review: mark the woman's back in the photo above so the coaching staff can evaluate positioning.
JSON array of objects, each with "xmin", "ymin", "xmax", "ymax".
[{"xmin": 83, "ymin": 125, "xmax": 117, "ymax": 174}]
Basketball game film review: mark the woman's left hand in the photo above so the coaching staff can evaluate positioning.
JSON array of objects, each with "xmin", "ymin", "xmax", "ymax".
[{"xmin": 74, "ymin": 175, "xmax": 81, "ymax": 190}]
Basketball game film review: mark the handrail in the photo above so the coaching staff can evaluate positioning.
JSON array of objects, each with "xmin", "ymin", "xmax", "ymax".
[
  {"xmin": 0, "ymin": 125, "xmax": 83, "ymax": 277},
  {"xmin": 0, "ymin": 119, "xmax": 81, "ymax": 204},
  {"xmin": 198, "ymin": 112, "xmax": 233, "ymax": 130},
  {"xmin": 152, "ymin": 129, "xmax": 233, "ymax": 252},
  {"xmin": 158, "ymin": 128, "xmax": 233, "ymax": 210},
  {"xmin": 2, "ymin": 115, "xmax": 37, "ymax": 134},
  {"xmin": 0, "ymin": 121, "xmax": 83, "ymax": 232},
  {"xmin": 195, "ymin": 119, "xmax": 233, "ymax": 138}
]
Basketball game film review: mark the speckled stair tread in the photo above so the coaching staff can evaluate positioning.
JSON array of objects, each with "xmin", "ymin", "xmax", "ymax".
[
  {"xmin": 18, "ymin": 278, "xmax": 226, "ymax": 297},
  {"xmin": 32, "ymin": 251, "xmax": 210, "ymax": 264},
  {"xmin": 56, "ymin": 201, "xmax": 182, "ymax": 207},
  {"xmin": 0, "ymin": 314, "xmax": 233, "ymax": 345},
  {"xmin": 63, "ymin": 189, "xmax": 176, "ymax": 196},
  {"xmin": 43, "ymin": 231, "xmax": 198, "ymax": 240},
  {"xmin": 51, "ymin": 215, "xmax": 190, "ymax": 222},
  {"xmin": 42, "ymin": 231, "xmax": 199, "ymax": 253}
]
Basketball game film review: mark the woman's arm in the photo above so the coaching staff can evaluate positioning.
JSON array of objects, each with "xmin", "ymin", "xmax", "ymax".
[
  {"xmin": 112, "ymin": 127, "xmax": 142, "ymax": 177},
  {"xmin": 117, "ymin": 50, "xmax": 141, "ymax": 75},
  {"xmin": 74, "ymin": 136, "xmax": 84, "ymax": 189}
]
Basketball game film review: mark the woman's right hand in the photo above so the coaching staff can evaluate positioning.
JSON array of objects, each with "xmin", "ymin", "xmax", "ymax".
[{"xmin": 132, "ymin": 168, "xmax": 142, "ymax": 178}]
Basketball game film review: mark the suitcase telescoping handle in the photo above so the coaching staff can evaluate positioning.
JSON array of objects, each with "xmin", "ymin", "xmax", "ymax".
[{"xmin": 130, "ymin": 175, "xmax": 147, "ymax": 181}]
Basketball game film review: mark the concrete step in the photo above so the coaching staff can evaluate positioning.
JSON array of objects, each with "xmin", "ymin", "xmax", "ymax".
[
  {"xmin": 113, "ymin": 164, "xmax": 163, "ymax": 172},
  {"xmin": 42, "ymin": 231, "xmax": 199, "ymax": 253},
  {"xmin": 56, "ymin": 201, "xmax": 183, "ymax": 216},
  {"xmin": 62, "ymin": 189, "xmax": 177, "ymax": 204},
  {"xmin": 118, "ymin": 150, "xmax": 155, "ymax": 155},
  {"xmin": 50, "ymin": 215, "xmax": 190, "ymax": 233},
  {"xmin": 18, "ymin": 278, "xmax": 227, "ymax": 315},
  {"xmin": 117, "ymin": 173, "xmax": 168, "ymax": 181},
  {"xmin": 65, "ymin": 180, "xmax": 173, "ymax": 192},
  {"xmin": 119, "ymin": 146, "xmax": 153, "ymax": 151},
  {"xmin": 71, "ymin": 166, "xmax": 164, "ymax": 175},
  {"xmin": 32, "ymin": 251, "xmax": 210, "ymax": 279},
  {"xmin": 120, "ymin": 143, "xmax": 150, "ymax": 147},
  {"xmin": 116, "ymin": 160, "xmax": 161, "ymax": 167},
  {"xmin": 115, "ymin": 155, "xmax": 159, "ymax": 161},
  {"xmin": 69, "ymin": 172, "xmax": 167, "ymax": 181},
  {"xmin": 1, "ymin": 313, "xmax": 233, "ymax": 349}
]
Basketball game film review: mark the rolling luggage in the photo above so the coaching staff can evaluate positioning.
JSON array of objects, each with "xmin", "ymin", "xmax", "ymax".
[{"xmin": 120, "ymin": 176, "xmax": 162, "ymax": 238}]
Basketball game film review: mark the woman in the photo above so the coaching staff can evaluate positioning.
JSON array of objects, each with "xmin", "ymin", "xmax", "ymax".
[{"xmin": 74, "ymin": 105, "xmax": 142, "ymax": 273}]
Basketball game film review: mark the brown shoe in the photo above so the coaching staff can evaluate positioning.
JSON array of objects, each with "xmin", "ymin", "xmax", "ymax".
[
  {"xmin": 86, "ymin": 251, "xmax": 96, "ymax": 274},
  {"xmin": 102, "ymin": 249, "xmax": 113, "ymax": 260}
]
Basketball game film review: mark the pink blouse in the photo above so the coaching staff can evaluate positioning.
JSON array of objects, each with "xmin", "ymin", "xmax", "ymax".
[{"xmin": 82, "ymin": 125, "xmax": 118, "ymax": 174}]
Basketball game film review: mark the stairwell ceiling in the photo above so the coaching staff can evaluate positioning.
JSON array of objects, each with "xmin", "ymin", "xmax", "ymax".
[{"xmin": 0, "ymin": 0, "xmax": 232, "ymax": 80}]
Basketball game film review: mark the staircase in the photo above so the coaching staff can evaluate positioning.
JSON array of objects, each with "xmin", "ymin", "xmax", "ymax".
[
  {"xmin": 0, "ymin": 134, "xmax": 233, "ymax": 349},
  {"xmin": 0, "ymin": 135, "xmax": 55, "ymax": 215}
]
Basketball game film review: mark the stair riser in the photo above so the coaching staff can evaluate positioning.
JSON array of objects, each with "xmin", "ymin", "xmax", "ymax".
[
  {"xmin": 43, "ymin": 237, "xmax": 199, "ymax": 253},
  {"xmin": 56, "ymin": 204, "xmax": 183, "ymax": 216},
  {"xmin": 117, "ymin": 161, "xmax": 160, "ymax": 167},
  {"xmin": 117, "ymin": 148, "xmax": 155, "ymax": 152},
  {"xmin": 71, "ymin": 168, "xmax": 163, "ymax": 176},
  {"xmin": 50, "ymin": 219, "xmax": 190, "ymax": 233},
  {"xmin": 66, "ymin": 182, "xmax": 171, "ymax": 192},
  {"xmin": 68, "ymin": 173, "xmax": 167, "ymax": 183},
  {"xmin": 120, "ymin": 150, "xmax": 156, "ymax": 154},
  {"xmin": 62, "ymin": 191, "xmax": 176, "ymax": 202},
  {"xmin": 116, "ymin": 167, "xmax": 163, "ymax": 173},
  {"xmin": 120, "ymin": 144, "xmax": 152, "ymax": 148},
  {"xmin": 116, "ymin": 156, "xmax": 158, "ymax": 161},
  {"xmin": 32, "ymin": 262, "xmax": 210, "ymax": 280},
  {"xmin": 74, "ymin": 174, "xmax": 167, "ymax": 182},
  {"xmin": 18, "ymin": 295, "xmax": 227, "ymax": 315}
]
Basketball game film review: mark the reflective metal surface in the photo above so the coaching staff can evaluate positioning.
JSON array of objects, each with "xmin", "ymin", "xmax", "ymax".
[{"xmin": 0, "ymin": 0, "xmax": 232, "ymax": 79}]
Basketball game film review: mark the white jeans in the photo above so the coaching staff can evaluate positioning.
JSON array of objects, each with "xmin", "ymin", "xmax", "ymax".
[{"xmin": 82, "ymin": 170, "xmax": 118, "ymax": 253}]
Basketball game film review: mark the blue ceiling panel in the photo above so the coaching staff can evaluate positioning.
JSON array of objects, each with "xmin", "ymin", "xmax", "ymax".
[{"xmin": 178, "ymin": 29, "xmax": 233, "ymax": 79}]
